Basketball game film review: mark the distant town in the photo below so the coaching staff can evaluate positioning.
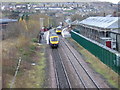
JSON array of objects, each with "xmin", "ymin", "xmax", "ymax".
[{"xmin": 1, "ymin": 2, "xmax": 119, "ymax": 18}]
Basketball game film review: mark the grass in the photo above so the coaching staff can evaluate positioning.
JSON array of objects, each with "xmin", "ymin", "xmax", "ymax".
[
  {"xmin": 24, "ymin": 53, "xmax": 46, "ymax": 88},
  {"xmin": 65, "ymin": 10, "xmax": 75, "ymax": 13},
  {"xmin": 31, "ymin": 38, "xmax": 38, "ymax": 43},
  {"xmin": 2, "ymin": 38, "xmax": 46, "ymax": 88},
  {"xmin": 67, "ymin": 37, "xmax": 119, "ymax": 89},
  {"xmin": 2, "ymin": 13, "xmax": 51, "ymax": 88},
  {"xmin": 14, "ymin": 45, "xmax": 46, "ymax": 88},
  {"xmin": 2, "ymin": 38, "xmax": 21, "ymax": 87}
]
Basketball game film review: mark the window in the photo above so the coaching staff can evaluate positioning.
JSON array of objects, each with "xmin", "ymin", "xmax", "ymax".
[
  {"xmin": 50, "ymin": 37, "xmax": 59, "ymax": 41},
  {"xmin": 106, "ymin": 31, "xmax": 110, "ymax": 37}
]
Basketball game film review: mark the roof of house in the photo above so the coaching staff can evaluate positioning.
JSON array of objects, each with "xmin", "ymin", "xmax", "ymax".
[{"xmin": 79, "ymin": 17, "xmax": 119, "ymax": 29}]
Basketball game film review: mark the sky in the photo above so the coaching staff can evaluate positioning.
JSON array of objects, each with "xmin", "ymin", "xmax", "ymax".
[
  {"xmin": 1, "ymin": 0, "xmax": 119, "ymax": 4},
  {"xmin": 98, "ymin": 0, "xmax": 119, "ymax": 4}
]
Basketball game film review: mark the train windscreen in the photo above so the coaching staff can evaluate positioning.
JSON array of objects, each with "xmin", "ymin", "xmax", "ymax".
[{"xmin": 50, "ymin": 37, "xmax": 59, "ymax": 41}]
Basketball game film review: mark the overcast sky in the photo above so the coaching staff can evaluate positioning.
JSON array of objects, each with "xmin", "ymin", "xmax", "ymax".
[
  {"xmin": 1, "ymin": 0, "xmax": 119, "ymax": 4},
  {"xmin": 98, "ymin": 0, "xmax": 119, "ymax": 4}
]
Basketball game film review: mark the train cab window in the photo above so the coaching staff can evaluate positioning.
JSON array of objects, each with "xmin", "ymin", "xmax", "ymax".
[
  {"xmin": 50, "ymin": 37, "xmax": 59, "ymax": 41},
  {"xmin": 57, "ymin": 28, "xmax": 61, "ymax": 30}
]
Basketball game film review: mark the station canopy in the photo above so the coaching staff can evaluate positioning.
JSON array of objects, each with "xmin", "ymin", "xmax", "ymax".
[{"xmin": 79, "ymin": 17, "xmax": 119, "ymax": 29}]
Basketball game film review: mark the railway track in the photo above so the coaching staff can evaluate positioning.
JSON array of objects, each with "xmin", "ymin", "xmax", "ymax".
[
  {"xmin": 52, "ymin": 49, "xmax": 71, "ymax": 88},
  {"xmin": 50, "ymin": 34, "xmax": 105, "ymax": 89},
  {"xmin": 60, "ymin": 38, "xmax": 100, "ymax": 89}
]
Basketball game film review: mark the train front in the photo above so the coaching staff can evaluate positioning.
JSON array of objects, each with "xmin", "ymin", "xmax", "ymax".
[
  {"xmin": 56, "ymin": 28, "xmax": 62, "ymax": 34},
  {"xmin": 49, "ymin": 35, "xmax": 59, "ymax": 48}
]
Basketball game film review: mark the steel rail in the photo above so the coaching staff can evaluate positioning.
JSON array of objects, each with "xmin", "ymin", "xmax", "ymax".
[
  {"xmin": 57, "ymin": 48, "xmax": 72, "ymax": 89},
  {"xmin": 51, "ymin": 49, "xmax": 60, "ymax": 88},
  {"xmin": 52, "ymin": 49, "xmax": 71, "ymax": 88},
  {"xmin": 60, "ymin": 42, "xmax": 88, "ymax": 89},
  {"xmin": 61, "ymin": 38, "xmax": 101, "ymax": 89}
]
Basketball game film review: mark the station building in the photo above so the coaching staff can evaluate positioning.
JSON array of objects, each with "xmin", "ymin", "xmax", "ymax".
[{"xmin": 72, "ymin": 17, "xmax": 120, "ymax": 52}]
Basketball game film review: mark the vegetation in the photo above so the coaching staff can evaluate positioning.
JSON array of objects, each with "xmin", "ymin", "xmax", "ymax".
[
  {"xmin": 67, "ymin": 37, "xmax": 119, "ymax": 89},
  {"xmin": 2, "ymin": 13, "xmax": 50, "ymax": 88},
  {"xmin": 14, "ymin": 45, "xmax": 46, "ymax": 88}
]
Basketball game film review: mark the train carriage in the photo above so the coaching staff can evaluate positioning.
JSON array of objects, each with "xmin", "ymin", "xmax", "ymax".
[
  {"xmin": 56, "ymin": 26, "xmax": 62, "ymax": 34},
  {"xmin": 49, "ymin": 34, "xmax": 59, "ymax": 48},
  {"xmin": 56, "ymin": 28, "xmax": 62, "ymax": 34}
]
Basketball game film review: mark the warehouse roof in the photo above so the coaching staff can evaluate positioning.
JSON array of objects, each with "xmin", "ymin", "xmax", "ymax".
[
  {"xmin": 79, "ymin": 17, "xmax": 119, "ymax": 29},
  {"xmin": 0, "ymin": 19, "xmax": 17, "ymax": 24}
]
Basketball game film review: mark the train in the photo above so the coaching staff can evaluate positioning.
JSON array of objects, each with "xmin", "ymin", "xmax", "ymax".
[
  {"xmin": 49, "ymin": 33, "xmax": 59, "ymax": 48},
  {"xmin": 55, "ymin": 26, "xmax": 62, "ymax": 34}
]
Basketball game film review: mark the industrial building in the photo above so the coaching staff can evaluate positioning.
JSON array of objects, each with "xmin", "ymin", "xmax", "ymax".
[
  {"xmin": 0, "ymin": 19, "xmax": 17, "ymax": 40},
  {"xmin": 72, "ymin": 17, "xmax": 120, "ymax": 52}
]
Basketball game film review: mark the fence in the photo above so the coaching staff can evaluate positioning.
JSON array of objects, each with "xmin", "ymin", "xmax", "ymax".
[{"xmin": 71, "ymin": 30, "xmax": 120, "ymax": 74}]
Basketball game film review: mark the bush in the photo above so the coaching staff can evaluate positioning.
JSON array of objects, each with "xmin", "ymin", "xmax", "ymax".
[
  {"xmin": 31, "ymin": 38, "xmax": 38, "ymax": 43},
  {"xmin": 2, "ymin": 13, "xmax": 51, "ymax": 88}
]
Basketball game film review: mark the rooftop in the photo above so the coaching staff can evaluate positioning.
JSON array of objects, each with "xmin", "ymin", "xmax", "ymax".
[
  {"xmin": 0, "ymin": 19, "xmax": 18, "ymax": 24},
  {"xmin": 79, "ymin": 17, "xmax": 119, "ymax": 29}
]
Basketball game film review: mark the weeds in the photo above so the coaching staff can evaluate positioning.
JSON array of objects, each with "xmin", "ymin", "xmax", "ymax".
[
  {"xmin": 14, "ymin": 45, "xmax": 46, "ymax": 88},
  {"xmin": 2, "ymin": 13, "xmax": 50, "ymax": 88},
  {"xmin": 31, "ymin": 38, "xmax": 38, "ymax": 43}
]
